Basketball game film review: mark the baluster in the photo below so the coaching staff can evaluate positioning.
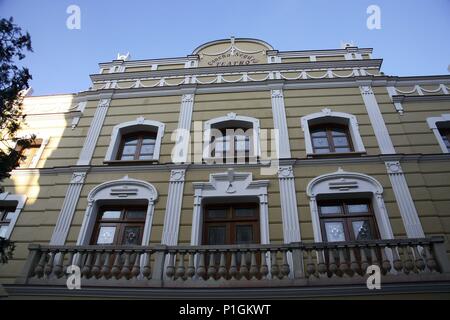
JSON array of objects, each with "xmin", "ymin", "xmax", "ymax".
[
  {"xmin": 239, "ymin": 251, "xmax": 249, "ymax": 280},
  {"xmin": 34, "ymin": 250, "xmax": 47, "ymax": 278},
  {"xmin": 370, "ymin": 245, "xmax": 379, "ymax": 267},
  {"xmin": 207, "ymin": 251, "xmax": 217, "ymax": 280},
  {"xmin": 328, "ymin": 248, "xmax": 338, "ymax": 277},
  {"xmin": 131, "ymin": 252, "xmax": 141, "ymax": 278},
  {"xmin": 317, "ymin": 249, "xmax": 327, "ymax": 278},
  {"xmin": 141, "ymin": 252, "xmax": 152, "ymax": 279},
  {"xmin": 196, "ymin": 252, "xmax": 206, "ymax": 279},
  {"xmin": 280, "ymin": 250, "xmax": 290, "ymax": 279},
  {"xmin": 54, "ymin": 250, "xmax": 65, "ymax": 278},
  {"xmin": 270, "ymin": 251, "xmax": 279, "ymax": 279},
  {"xmin": 175, "ymin": 252, "xmax": 186, "ymax": 280},
  {"xmin": 111, "ymin": 251, "xmax": 122, "ymax": 279},
  {"xmin": 390, "ymin": 246, "xmax": 402, "ymax": 274},
  {"xmin": 306, "ymin": 249, "xmax": 316, "ymax": 278},
  {"xmin": 81, "ymin": 251, "xmax": 93, "ymax": 278},
  {"xmin": 101, "ymin": 252, "xmax": 112, "ymax": 278},
  {"xmin": 412, "ymin": 245, "xmax": 425, "ymax": 273},
  {"xmin": 121, "ymin": 252, "xmax": 131, "ymax": 279},
  {"xmin": 338, "ymin": 247, "xmax": 349, "ymax": 277},
  {"xmin": 229, "ymin": 251, "xmax": 238, "ymax": 280},
  {"xmin": 349, "ymin": 246, "xmax": 360, "ymax": 276},
  {"xmin": 44, "ymin": 251, "xmax": 56, "ymax": 277},
  {"xmin": 91, "ymin": 252, "xmax": 102, "ymax": 278},
  {"xmin": 359, "ymin": 246, "xmax": 369, "ymax": 274},
  {"xmin": 249, "ymin": 251, "xmax": 259, "ymax": 280},
  {"xmin": 424, "ymin": 245, "xmax": 437, "ymax": 273},
  {"xmin": 402, "ymin": 246, "xmax": 414, "ymax": 274},
  {"xmin": 165, "ymin": 252, "xmax": 175, "ymax": 279},
  {"xmin": 218, "ymin": 252, "xmax": 227, "ymax": 279},
  {"xmin": 186, "ymin": 252, "xmax": 195, "ymax": 279},
  {"xmin": 380, "ymin": 246, "xmax": 392, "ymax": 275},
  {"xmin": 260, "ymin": 251, "xmax": 269, "ymax": 280}
]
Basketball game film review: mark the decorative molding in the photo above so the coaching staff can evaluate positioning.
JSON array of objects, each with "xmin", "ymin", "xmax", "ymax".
[
  {"xmin": 306, "ymin": 168, "xmax": 394, "ymax": 242},
  {"xmin": 70, "ymin": 172, "xmax": 87, "ymax": 184},
  {"xmin": 385, "ymin": 161, "xmax": 425, "ymax": 238},
  {"xmin": 77, "ymin": 98, "xmax": 111, "ymax": 165},
  {"xmin": 77, "ymin": 176, "xmax": 158, "ymax": 246},
  {"xmin": 0, "ymin": 193, "xmax": 27, "ymax": 240},
  {"xmin": 300, "ymin": 108, "xmax": 366, "ymax": 155},
  {"xmin": 270, "ymin": 88, "xmax": 291, "ymax": 158},
  {"xmin": 359, "ymin": 85, "xmax": 396, "ymax": 154},
  {"xmin": 104, "ymin": 118, "xmax": 165, "ymax": 162},
  {"xmin": 71, "ymin": 101, "xmax": 87, "ymax": 129},
  {"xmin": 427, "ymin": 114, "xmax": 450, "ymax": 153},
  {"xmin": 162, "ymin": 169, "xmax": 186, "ymax": 245}
]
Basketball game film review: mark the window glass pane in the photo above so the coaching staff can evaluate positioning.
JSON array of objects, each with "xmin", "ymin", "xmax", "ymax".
[
  {"xmin": 352, "ymin": 220, "xmax": 373, "ymax": 240},
  {"xmin": 120, "ymin": 155, "xmax": 135, "ymax": 160},
  {"xmin": 331, "ymin": 129, "xmax": 347, "ymax": 136},
  {"xmin": 207, "ymin": 226, "xmax": 226, "ymax": 245},
  {"xmin": 101, "ymin": 210, "xmax": 121, "ymax": 219},
  {"xmin": 312, "ymin": 137, "xmax": 329, "ymax": 148},
  {"xmin": 324, "ymin": 222, "xmax": 346, "ymax": 242},
  {"xmin": 142, "ymin": 138, "xmax": 156, "ymax": 145},
  {"xmin": 126, "ymin": 209, "xmax": 146, "ymax": 220},
  {"xmin": 314, "ymin": 148, "xmax": 330, "ymax": 154},
  {"xmin": 207, "ymin": 208, "xmax": 227, "ymax": 219},
  {"xmin": 139, "ymin": 155, "xmax": 153, "ymax": 160},
  {"xmin": 347, "ymin": 204, "xmax": 369, "ymax": 213},
  {"xmin": 236, "ymin": 225, "xmax": 253, "ymax": 244},
  {"xmin": 335, "ymin": 147, "xmax": 351, "ymax": 153},
  {"xmin": 96, "ymin": 226, "xmax": 116, "ymax": 244},
  {"xmin": 122, "ymin": 226, "xmax": 141, "ymax": 245},
  {"xmin": 140, "ymin": 144, "xmax": 155, "ymax": 155},
  {"xmin": 122, "ymin": 145, "xmax": 137, "ymax": 155},
  {"xmin": 311, "ymin": 130, "xmax": 327, "ymax": 137},
  {"xmin": 124, "ymin": 138, "xmax": 138, "ymax": 146},
  {"xmin": 235, "ymin": 135, "xmax": 249, "ymax": 151},
  {"xmin": 319, "ymin": 205, "xmax": 342, "ymax": 215},
  {"xmin": 333, "ymin": 136, "xmax": 350, "ymax": 147},
  {"xmin": 235, "ymin": 207, "xmax": 256, "ymax": 217},
  {"xmin": 0, "ymin": 225, "xmax": 9, "ymax": 238}
]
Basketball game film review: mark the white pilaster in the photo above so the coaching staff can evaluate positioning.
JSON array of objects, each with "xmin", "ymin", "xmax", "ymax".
[
  {"xmin": 270, "ymin": 88, "xmax": 291, "ymax": 158},
  {"xmin": 161, "ymin": 169, "xmax": 186, "ymax": 245},
  {"xmin": 173, "ymin": 93, "xmax": 195, "ymax": 163},
  {"xmin": 77, "ymin": 98, "xmax": 111, "ymax": 165},
  {"xmin": 386, "ymin": 86, "xmax": 404, "ymax": 114},
  {"xmin": 385, "ymin": 161, "xmax": 425, "ymax": 238},
  {"xmin": 359, "ymin": 85, "xmax": 396, "ymax": 154},
  {"xmin": 277, "ymin": 166, "xmax": 301, "ymax": 243},
  {"xmin": 50, "ymin": 172, "xmax": 87, "ymax": 245}
]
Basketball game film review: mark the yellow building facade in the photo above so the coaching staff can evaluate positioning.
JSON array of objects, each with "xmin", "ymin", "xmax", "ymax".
[{"xmin": 1, "ymin": 38, "xmax": 450, "ymax": 299}]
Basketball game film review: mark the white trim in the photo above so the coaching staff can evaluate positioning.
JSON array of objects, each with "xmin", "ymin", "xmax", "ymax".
[
  {"xmin": 270, "ymin": 88, "xmax": 291, "ymax": 158},
  {"xmin": 76, "ymin": 176, "xmax": 158, "ymax": 245},
  {"xmin": 190, "ymin": 169, "xmax": 270, "ymax": 246},
  {"xmin": 172, "ymin": 94, "xmax": 195, "ymax": 163},
  {"xmin": 203, "ymin": 113, "xmax": 261, "ymax": 161},
  {"xmin": 306, "ymin": 168, "xmax": 394, "ymax": 242},
  {"xmin": 277, "ymin": 166, "xmax": 301, "ymax": 243},
  {"xmin": 300, "ymin": 108, "xmax": 366, "ymax": 155},
  {"xmin": 104, "ymin": 117, "xmax": 165, "ymax": 161},
  {"xmin": 427, "ymin": 114, "xmax": 450, "ymax": 153},
  {"xmin": 0, "ymin": 193, "xmax": 27, "ymax": 239}
]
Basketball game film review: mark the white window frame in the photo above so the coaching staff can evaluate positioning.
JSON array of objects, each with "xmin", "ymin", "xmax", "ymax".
[
  {"xmin": 104, "ymin": 117, "xmax": 165, "ymax": 162},
  {"xmin": 203, "ymin": 113, "xmax": 261, "ymax": 161},
  {"xmin": 306, "ymin": 168, "xmax": 394, "ymax": 243},
  {"xmin": 300, "ymin": 108, "xmax": 366, "ymax": 156},
  {"xmin": 12, "ymin": 134, "xmax": 49, "ymax": 169},
  {"xmin": 0, "ymin": 192, "xmax": 27, "ymax": 239},
  {"xmin": 427, "ymin": 114, "xmax": 450, "ymax": 153},
  {"xmin": 76, "ymin": 176, "xmax": 158, "ymax": 246}
]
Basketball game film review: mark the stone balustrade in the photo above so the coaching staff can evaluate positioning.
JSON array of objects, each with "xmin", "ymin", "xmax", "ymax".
[{"xmin": 16, "ymin": 237, "xmax": 450, "ymax": 288}]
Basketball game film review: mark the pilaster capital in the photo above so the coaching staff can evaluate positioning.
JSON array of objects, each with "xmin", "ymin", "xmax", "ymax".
[
  {"xmin": 170, "ymin": 169, "xmax": 186, "ymax": 182},
  {"xmin": 271, "ymin": 89, "xmax": 284, "ymax": 99},
  {"xmin": 70, "ymin": 172, "xmax": 87, "ymax": 184},
  {"xmin": 385, "ymin": 161, "xmax": 403, "ymax": 174},
  {"xmin": 278, "ymin": 165, "xmax": 294, "ymax": 178}
]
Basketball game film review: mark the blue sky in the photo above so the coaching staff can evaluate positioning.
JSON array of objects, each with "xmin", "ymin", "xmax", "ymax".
[{"xmin": 1, "ymin": 0, "xmax": 449, "ymax": 96}]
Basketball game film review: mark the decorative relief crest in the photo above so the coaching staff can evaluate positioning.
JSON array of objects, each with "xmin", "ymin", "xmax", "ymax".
[
  {"xmin": 385, "ymin": 161, "xmax": 403, "ymax": 174},
  {"xmin": 182, "ymin": 94, "xmax": 193, "ymax": 103},
  {"xmin": 278, "ymin": 166, "xmax": 294, "ymax": 178},
  {"xmin": 98, "ymin": 99, "xmax": 111, "ymax": 108},
  {"xmin": 71, "ymin": 172, "xmax": 86, "ymax": 184},
  {"xmin": 170, "ymin": 169, "xmax": 186, "ymax": 182},
  {"xmin": 136, "ymin": 116, "xmax": 145, "ymax": 124},
  {"xmin": 360, "ymin": 85, "xmax": 374, "ymax": 95},
  {"xmin": 321, "ymin": 108, "xmax": 332, "ymax": 115},
  {"xmin": 227, "ymin": 112, "xmax": 237, "ymax": 120},
  {"xmin": 271, "ymin": 89, "xmax": 283, "ymax": 98}
]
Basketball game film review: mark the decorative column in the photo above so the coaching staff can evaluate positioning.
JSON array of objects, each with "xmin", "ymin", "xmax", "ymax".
[
  {"xmin": 77, "ymin": 98, "xmax": 111, "ymax": 165},
  {"xmin": 270, "ymin": 88, "xmax": 291, "ymax": 158},
  {"xmin": 161, "ymin": 169, "xmax": 186, "ymax": 245},
  {"xmin": 173, "ymin": 93, "xmax": 195, "ymax": 163},
  {"xmin": 359, "ymin": 85, "xmax": 395, "ymax": 154},
  {"xmin": 50, "ymin": 172, "xmax": 86, "ymax": 245},
  {"xmin": 385, "ymin": 162, "xmax": 425, "ymax": 238},
  {"xmin": 190, "ymin": 189, "xmax": 202, "ymax": 246},
  {"xmin": 277, "ymin": 166, "xmax": 302, "ymax": 243}
]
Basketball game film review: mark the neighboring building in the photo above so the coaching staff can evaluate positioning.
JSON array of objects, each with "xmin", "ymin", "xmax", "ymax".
[{"xmin": 1, "ymin": 38, "xmax": 450, "ymax": 299}]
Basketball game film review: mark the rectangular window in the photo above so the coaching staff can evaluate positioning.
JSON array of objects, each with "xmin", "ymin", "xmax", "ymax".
[{"xmin": 0, "ymin": 207, "xmax": 16, "ymax": 239}]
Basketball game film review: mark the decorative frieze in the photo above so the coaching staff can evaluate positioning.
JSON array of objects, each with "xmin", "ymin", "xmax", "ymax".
[{"xmin": 385, "ymin": 161, "xmax": 425, "ymax": 238}]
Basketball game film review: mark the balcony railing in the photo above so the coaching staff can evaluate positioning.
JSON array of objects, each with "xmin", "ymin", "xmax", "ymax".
[{"xmin": 16, "ymin": 237, "xmax": 450, "ymax": 288}]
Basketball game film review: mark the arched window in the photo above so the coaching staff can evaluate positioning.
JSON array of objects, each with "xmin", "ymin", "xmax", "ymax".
[
  {"xmin": 203, "ymin": 113, "xmax": 260, "ymax": 164},
  {"xmin": 427, "ymin": 114, "xmax": 450, "ymax": 153},
  {"xmin": 104, "ymin": 117, "xmax": 165, "ymax": 162},
  {"xmin": 301, "ymin": 109, "xmax": 365, "ymax": 156}
]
